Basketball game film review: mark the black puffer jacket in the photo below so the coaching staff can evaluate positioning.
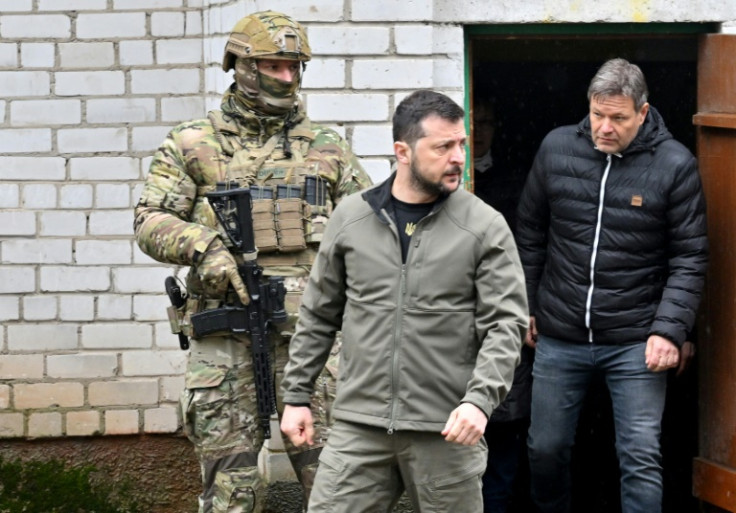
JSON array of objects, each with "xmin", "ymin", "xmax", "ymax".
[{"xmin": 516, "ymin": 106, "xmax": 708, "ymax": 346}]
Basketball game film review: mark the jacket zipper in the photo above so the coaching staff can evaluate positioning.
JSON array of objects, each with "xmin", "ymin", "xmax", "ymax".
[{"xmin": 585, "ymin": 154, "xmax": 612, "ymax": 343}]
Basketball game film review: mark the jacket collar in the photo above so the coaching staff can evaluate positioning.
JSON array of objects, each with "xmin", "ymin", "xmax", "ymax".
[
  {"xmin": 362, "ymin": 171, "xmax": 451, "ymax": 224},
  {"xmin": 577, "ymin": 104, "xmax": 673, "ymax": 156}
]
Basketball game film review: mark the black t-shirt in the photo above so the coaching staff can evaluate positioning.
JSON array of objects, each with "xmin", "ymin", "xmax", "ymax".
[{"xmin": 391, "ymin": 195, "xmax": 434, "ymax": 263}]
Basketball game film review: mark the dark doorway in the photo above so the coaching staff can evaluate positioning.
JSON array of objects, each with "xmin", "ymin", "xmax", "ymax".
[{"xmin": 469, "ymin": 29, "xmax": 700, "ymax": 513}]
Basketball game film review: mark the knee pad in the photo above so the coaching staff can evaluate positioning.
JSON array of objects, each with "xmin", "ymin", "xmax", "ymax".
[{"xmin": 211, "ymin": 465, "xmax": 265, "ymax": 513}]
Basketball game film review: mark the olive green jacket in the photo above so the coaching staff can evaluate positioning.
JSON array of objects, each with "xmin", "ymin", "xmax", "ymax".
[{"xmin": 282, "ymin": 174, "xmax": 529, "ymax": 432}]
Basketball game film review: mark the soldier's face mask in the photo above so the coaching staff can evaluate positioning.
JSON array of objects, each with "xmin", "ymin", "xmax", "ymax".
[{"xmin": 233, "ymin": 57, "xmax": 301, "ymax": 116}]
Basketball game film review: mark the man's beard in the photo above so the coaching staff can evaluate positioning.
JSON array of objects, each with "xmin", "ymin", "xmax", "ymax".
[{"xmin": 409, "ymin": 157, "xmax": 462, "ymax": 197}]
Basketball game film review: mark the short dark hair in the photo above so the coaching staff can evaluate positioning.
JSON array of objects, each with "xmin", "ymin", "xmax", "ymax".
[
  {"xmin": 392, "ymin": 90, "xmax": 465, "ymax": 147},
  {"xmin": 587, "ymin": 58, "xmax": 649, "ymax": 111}
]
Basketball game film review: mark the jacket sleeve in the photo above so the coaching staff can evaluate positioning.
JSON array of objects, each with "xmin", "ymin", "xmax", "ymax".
[
  {"xmin": 515, "ymin": 143, "xmax": 551, "ymax": 314},
  {"xmin": 648, "ymin": 154, "xmax": 708, "ymax": 346},
  {"xmin": 134, "ymin": 127, "xmax": 220, "ymax": 266},
  {"xmin": 463, "ymin": 212, "xmax": 529, "ymax": 417},
  {"xmin": 281, "ymin": 202, "xmax": 349, "ymax": 404}
]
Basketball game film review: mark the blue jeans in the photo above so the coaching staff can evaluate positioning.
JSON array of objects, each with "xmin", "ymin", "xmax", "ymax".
[{"xmin": 528, "ymin": 335, "xmax": 667, "ymax": 513}]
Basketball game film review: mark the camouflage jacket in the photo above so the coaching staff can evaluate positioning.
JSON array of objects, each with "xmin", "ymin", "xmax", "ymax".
[{"xmin": 134, "ymin": 85, "xmax": 372, "ymax": 294}]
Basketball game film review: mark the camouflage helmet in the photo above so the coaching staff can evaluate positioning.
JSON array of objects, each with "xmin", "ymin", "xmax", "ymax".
[{"xmin": 222, "ymin": 11, "xmax": 311, "ymax": 72}]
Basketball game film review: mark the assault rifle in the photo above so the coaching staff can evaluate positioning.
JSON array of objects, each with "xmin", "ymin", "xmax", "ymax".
[{"xmin": 190, "ymin": 183, "xmax": 287, "ymax": 439}]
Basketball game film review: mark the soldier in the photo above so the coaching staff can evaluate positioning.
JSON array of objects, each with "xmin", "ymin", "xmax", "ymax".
[{"xmin": 134, "ymin": 11, "xmax": 372, "ymax": 513}]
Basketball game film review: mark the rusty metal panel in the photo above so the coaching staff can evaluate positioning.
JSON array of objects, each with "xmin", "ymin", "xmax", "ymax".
[
  {"xmin": 695, "ymin": 33, "xmax": 736, "ymax": 512},
  {"xmin": 698, "ymin": 34, "xmax": 736, "ymax": 114}
]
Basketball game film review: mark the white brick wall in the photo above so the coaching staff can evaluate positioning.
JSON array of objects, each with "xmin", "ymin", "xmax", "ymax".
[{"xmin": 1, "ymin": 0, "xmax": 734, "ymax": 442}]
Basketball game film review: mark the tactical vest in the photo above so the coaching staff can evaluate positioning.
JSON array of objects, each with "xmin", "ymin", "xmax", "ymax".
[{"xmin": 206, "ymin": 110, "xmax": 334, "ymax": 272}]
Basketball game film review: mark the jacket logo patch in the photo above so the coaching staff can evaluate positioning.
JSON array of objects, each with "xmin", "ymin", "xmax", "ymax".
[{"xmin": 631, "ymin": 195, "xmax": 643, "ymax": 207}]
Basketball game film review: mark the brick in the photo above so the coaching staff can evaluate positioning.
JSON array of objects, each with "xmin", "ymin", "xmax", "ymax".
[
  {"xmin": 70, "ymin": 157, "xmax": 140, "ymax": 181},
  {"xmin": 88, "ymin": 209, "xmax": 134, "ymax": 236},
  {"xmin": 301, "ymin": 59, "xmax": 346, "ymax": 89},
  {"xmin": 160, "ymin": 375, "xmax": 185, "ymax": 402},
  {"xmin": 38, "ymin": 0, "xmax": 107, "ymax": 10},
  {"xmin": 121, "ymin": 350, "xmax": 186, "ymax": 376},
  {"xmin": 55, "ymin": 71, "xmax": 125, "ymax": 97},
  {"xmin": 47, "ymin": 353, "xmax": 118, "ymax": 379},
  {"xmin": 77, "ymin": 12, "xmax": 146, "ymax": 39},
  {"xmin": 59, "ymin": 42, "xmax": 115, "ymax": 68},
  {"xmin": 60, "ymin": 184, "xmax": 93, "ymax": 209},
  {"xmin": 144, "ymin": 407, "xmax": 179, "ymax": 433},
  {"xmin": 20, "ymin": 43, "xmax": 55, "ymax": 68},
  {"xmin": 22, "ymin": 183, "xmax": 58, "ymax": 209},
  {"xmin": 8, "ymin": 324, "xmax": 78, "ymax": 352},
  {"xmin": 0, "ymin": 43, "xmax": 17, "ymax": 67},
  {"xmin": 89, "ymin": 379, "xmax": 158, "ymax": 406},
  {"xmin": 82, "ymin": 323, "xmax": 152, "ymax": 349},
  {"xmin": 353, "ymin": 0, "xmax": 433, "ymax": 21},
  {"xmin": 14, "ymin": 383, "xmax": 84, "ymax": 409},
  {"xmin": 353, "ymin": 59, "xmax": 433, "ymax": 89},
  {"xmin": 241, "ymin": 0, "xmax": 342, "ymax": 21},
  {"xmin": 29, "ymin": 412, "xmax": 62, "ymax": 437},
  {"xmin": 66, "ymin": 411, "xmax": 101, "ymax": 436},
  {"xmin": 0, "ymin": 355, "xmax": 44, "ymax": 379},
  {"xmin": 5, "ymin": 239, "xmax": 72, "ymax": 265},
  {"xmin": 155, "ymin": 321, "xmax": 182, "ymax": 350},
  {"xmin": 132, "ymin": 126, "xmax": 173, "ymax": 152},
  {"xmin": 0, "ymin": 184, "xmax": 19, "ymax": 208},
  {"xmin": 114, "ymin": 267, "xmax": 172, "ymax": 294},
  {"xmin": 433, "ymin": 57, "xmax": 464, "ymax": 88},
  {"xmin": 185, "ymin": 11, "xmax": 202, "ymax": 36},
  {"xmin": 156, "ymin": 39, "xmax": 202, "ymax": 64},
  {"xmin": 151, "ymin": 11, "xmax": 185, "ymax": 36},
  {"xmin": 131, "ymin": 69, "xmax": 201, "ymax": 94},
  {"xmin": 97, "ymin": 295, "xmax": 132, "ymax": 320},
  {"xmin": 22, "ymin": 295, "xmax": 58, "ymax": 321},
  {"xmin": 87, "ymin": 98, "xmax": 156, "ymax": 124},
  {"xmin": 104, "ymin": 409, "xmax": 139, "ymax": 435},
  {"xmin": 114, "ymin": 0, "xmax": 182, "ymax": 7},
  {"xmin": 0, "ymin": 0, "xmax": 31, "ymax": 11},
  {"xmin": 40, "ymin": 266, "xmax": 110, "ymax": 292},
  {"xmin": 0, "ymin": 413, "xmax": 25, "ymax": 438},
  {"xmin": 309, "ymin": 26, "xmax": 390, "ymax": 55},
  {"xmin": 133, "ymin": 295, "xmax": 171, "ymax": 322},
  {"xmin": 0, "ymin": 297, "xmax": 20, "ymax": 322},
  {"xmin": 161, "ymin": 96, "xmax": 206, "ymax": 122},
  {"xmin": 58, "ymin": 127, "xmax": 127, "ymax": 153},
  {"xmin": 352, "ymin": 124, "xmax": 393, "ymax": 156},
  {"xmin": 76, "ymin": 240, "xmax": 133, "ymax": 265},
  {"xmin": 40, "ymin": 211, "xmax": 87, "ymax": 237},
  {"xmin": 395, "ymin": 25, "xmax": 434, "ymax": 55},
  {"xmin": 0, "ymin": 129, "xmax": 52, "ymax": 153},
  {"xmin": 307, "ymin": 94, "xmax": 389, "ymax": 122},
  {"xmin": 432, "ymin": 25, "xmax": 464, "ymax": 55},
  {"xmin": 1, "ymin": 15, "xmax": 71, "ymax": 39},
  {"xmin": 119, "ymin": 41, "xmax": 154, "ymax": 66},
  {"xmin": 95, "ymin": 183, "xmax": 131, "ymax": 209},
  {"xmin": 0, "ymin": 156, "xmax": 66, "ymax": 180},
  {"xmin": 0, "ymin": 266, "xmax": 36, "ymax": 293},
  {"xmin": 59, "ymin": 295, "xmax": 95, "ymax": 322},
  {"xmin": 0, "ymin": 385, "xmax": 9, "ymax": 409},
  {"xmin": 0, "ymin": 211, "xmax": 35, "ymax": 236}
]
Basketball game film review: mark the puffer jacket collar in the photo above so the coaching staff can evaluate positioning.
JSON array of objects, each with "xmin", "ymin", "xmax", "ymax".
[{"xmin": 575, "ymin": 104, "xmax": 673, "ymax": 156}]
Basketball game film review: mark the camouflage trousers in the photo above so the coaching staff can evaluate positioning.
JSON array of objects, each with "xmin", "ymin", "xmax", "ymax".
[{"xmin": 181, "ymin": 333, "xmax": 338, "ymax": 513}]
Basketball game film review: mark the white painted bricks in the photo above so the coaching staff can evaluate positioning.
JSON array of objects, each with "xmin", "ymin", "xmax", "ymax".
[{"xmin": 1, "ymin": 0, "xmax": 734, "ymax": 444}]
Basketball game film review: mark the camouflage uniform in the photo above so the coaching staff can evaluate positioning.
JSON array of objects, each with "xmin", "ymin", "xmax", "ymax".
[{"xmin": 134, "ymin": 12, "xmax": 371, "ymax": 513}]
